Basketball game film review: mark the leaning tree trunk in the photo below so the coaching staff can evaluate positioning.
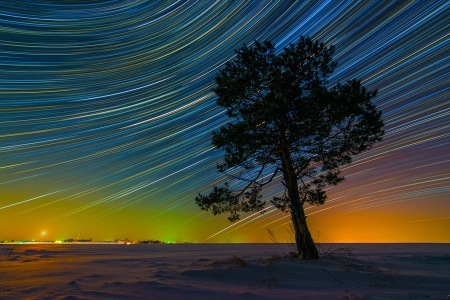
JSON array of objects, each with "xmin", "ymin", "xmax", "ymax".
[
  {"xmin": 281, "ymin": 149, "xmax": 319, "ymax": 259},
  {"xmin": 290, "ymin": 202, "xmax": 319, "ymax": 259}
]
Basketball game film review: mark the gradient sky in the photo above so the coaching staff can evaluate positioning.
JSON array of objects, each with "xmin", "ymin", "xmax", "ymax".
[{"xmin": 1, "ymin": 1, "xmax": 449, "ymax": 243}]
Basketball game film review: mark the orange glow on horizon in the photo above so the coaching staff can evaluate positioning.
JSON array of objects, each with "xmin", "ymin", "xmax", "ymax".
[{"xmin": 0, "ymin": 188, "xmax": 448, "ymax": 244}]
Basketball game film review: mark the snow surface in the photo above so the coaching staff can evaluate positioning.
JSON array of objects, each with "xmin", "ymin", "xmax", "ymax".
[{"xmin": 1, "ymin": 243, "xmax": 449, "ymax": 299}]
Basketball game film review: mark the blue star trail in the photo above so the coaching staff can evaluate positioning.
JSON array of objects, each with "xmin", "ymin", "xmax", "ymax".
[{"xmin": 1, "ymin": 1, "xmax": 449, "ymax": 242}]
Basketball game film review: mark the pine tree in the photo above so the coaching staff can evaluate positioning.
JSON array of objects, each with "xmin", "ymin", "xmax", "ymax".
[{"xmin": 196, "ymin": 37, "xmax": 384, "ymax": 259}]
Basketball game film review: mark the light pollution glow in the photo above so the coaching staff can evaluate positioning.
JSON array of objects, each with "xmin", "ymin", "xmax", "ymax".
[{"xmin": 1, "ymin": 1, "xmax": 449, "ymax": 243}]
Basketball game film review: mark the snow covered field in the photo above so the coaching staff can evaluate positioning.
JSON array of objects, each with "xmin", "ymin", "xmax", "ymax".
[{"xmin": 1, "ymin": 243, "xmax": 449, "ymax": 299}]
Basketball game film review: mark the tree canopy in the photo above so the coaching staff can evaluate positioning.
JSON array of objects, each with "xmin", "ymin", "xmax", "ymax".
[{"xmin": 196, "ymin": 37, "xmax": 384, "ymax": 259}]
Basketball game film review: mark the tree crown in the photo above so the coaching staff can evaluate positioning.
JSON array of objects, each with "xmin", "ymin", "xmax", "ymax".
[{"xmin": 196, "ymin": 37, "xmax": 384, "ymax": 221}]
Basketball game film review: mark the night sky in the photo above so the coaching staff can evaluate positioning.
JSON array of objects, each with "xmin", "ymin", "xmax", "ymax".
[{"xmin": 1, "ymin": 1, "xmax": 449, "ymax": 243}]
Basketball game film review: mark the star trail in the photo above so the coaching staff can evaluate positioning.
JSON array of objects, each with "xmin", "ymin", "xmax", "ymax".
[{"xmin": 1, "ymin": 1, "xmax": 449, "ymax": 243}]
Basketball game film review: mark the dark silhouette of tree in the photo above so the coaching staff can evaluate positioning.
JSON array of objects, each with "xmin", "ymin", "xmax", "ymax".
[{"xmin": 196, "ymin": 37, "xmax": 384, "ymax": 259}]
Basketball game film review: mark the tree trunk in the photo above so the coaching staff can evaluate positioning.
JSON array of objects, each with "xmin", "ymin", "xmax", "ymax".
[
  {"xmin": 280, "ymin": 148, "xmax": 319, "ymax": 259},
  {"xmin": 290, "ymin": 203, "xmax": 319, "ymax": 259}
]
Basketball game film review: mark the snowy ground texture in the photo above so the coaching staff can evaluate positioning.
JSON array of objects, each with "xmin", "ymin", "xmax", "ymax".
[{"xmin": 1, "ymin": 243, "xmax": 449, "ymax": 299}]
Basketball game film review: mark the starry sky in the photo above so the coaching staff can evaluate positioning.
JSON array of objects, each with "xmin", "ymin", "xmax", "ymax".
[{"xmin": 1, "ymin": 1, "xmax": 449, "ymax": 243}]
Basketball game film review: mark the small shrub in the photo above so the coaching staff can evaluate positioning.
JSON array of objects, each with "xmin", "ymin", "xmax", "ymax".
[
  {"xmin": 231, "ymin": 254, "xmax": 246, "ymax": 267},
  {"xmin": 267, "ymin": 253, "xmax": 282, "ymax": 261},
  {"xmin": 285, "ymin": 251, "xmax": 299, "ymax": 259}
]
